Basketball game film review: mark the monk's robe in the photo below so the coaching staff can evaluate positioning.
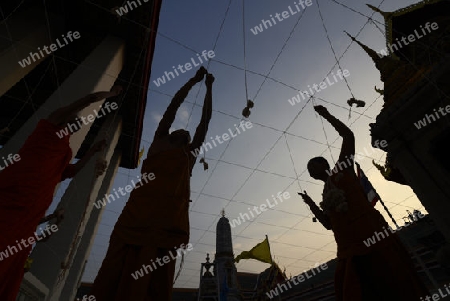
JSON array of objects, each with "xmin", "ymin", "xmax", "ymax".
[
  {"xmin": 324, "ymin": 167, "xmax": 429, "ymax": 301},
  {"xmin": 91, "ymin": 146, "xmax": 192, "ymax": 301},
  {"xmin": 0, "ymin": 119, "xmax": 73, "ymax": 300}
]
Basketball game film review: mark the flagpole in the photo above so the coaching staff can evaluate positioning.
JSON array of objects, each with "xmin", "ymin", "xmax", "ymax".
[
  {"xmin": 377, "ymin": 195, "xmax": 399, "ymax": 229},
  {"xmin": 356, "ymin": 162, "xmax": 399, "ymax": 228},
  {"xmin": 266, "ymin": 235, "xmax": 273, "ymax": 265}
]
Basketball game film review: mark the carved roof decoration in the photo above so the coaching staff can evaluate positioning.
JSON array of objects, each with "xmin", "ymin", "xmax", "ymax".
[{"xmin": 367, "ymin": 0, "xmax": 445, "ymax": 59}]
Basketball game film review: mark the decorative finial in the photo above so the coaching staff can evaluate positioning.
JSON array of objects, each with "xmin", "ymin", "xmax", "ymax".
[
  {"xmin": 366, "ymin": 4, "xmax": 391, "ymax": 18},
  {"xmin": 199, "ymin": 158, "xmax": 209, "ymax": 170},
  {"xmin": 221, "ymin": 209, "xmax": 225, "ymax": 217},
  {"xmin": 375, "ymin": 86, "xmax": 384, "ymax": 95},
  {"xmin": 344, "ymin": 31, "xmax": 382, "ymax": 63}
]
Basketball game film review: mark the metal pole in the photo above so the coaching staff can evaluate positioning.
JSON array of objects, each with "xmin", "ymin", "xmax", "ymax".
[
  {"xmin": 377, "ymin": 195, "xmax": 399, "ymax": 229},
  {"xmin": 266, "ymin": 235, "xmax": 274, "ymax": 264}
]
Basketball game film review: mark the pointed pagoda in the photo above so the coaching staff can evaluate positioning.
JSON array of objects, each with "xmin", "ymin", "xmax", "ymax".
[
  {"xmin": 214, "ymin": 210, "xmax": 242, "ymax": 300},
  {"xmin": 197, "ymin": 210, "xmax": 243, "ymax": 301}
]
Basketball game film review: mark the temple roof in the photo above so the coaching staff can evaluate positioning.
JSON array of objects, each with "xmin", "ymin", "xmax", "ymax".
[
  {"xmin": 350, "ymin": 0, "xmax": 449, "ymax": 107},
  {"xmin": 368, "ymin": 0, "xmax": 448, "ymax": 59}
]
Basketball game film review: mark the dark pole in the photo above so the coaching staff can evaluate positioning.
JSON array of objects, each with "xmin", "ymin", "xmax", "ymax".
[
  {"xmin": 376, "ymin": 194, "xmax": 399, "ymax": 229},
  {"xmin": 266, "ymin": 235, "xmax": 274, "ymax": 264}
]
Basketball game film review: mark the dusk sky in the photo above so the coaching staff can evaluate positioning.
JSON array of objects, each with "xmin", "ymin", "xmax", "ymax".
[{"xmin": 48, "ymin": 0, "xmax": 428, "ymax": 288}]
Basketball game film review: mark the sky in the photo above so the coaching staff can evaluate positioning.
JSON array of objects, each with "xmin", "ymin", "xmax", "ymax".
[{"xmin": 65, "ymin": 0, "xmax": 431, "ymax": 288}]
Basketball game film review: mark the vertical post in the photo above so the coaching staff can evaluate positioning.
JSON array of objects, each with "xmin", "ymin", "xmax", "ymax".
[
  {"xmin": 377, "ymin": 196, "xmax": 399, "ymax": 229},
  {"xmin": 265, "ymin": 235, "xmax": 273, "ymax": 264}
]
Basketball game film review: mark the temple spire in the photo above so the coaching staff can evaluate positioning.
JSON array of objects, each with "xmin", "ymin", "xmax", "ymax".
[
  {"xmin": 344, "ymin": 31, "xmax": 382, "ymax": 63},
  {"xmin": 344, "ymin": 31, "xmax": 404, "ymax": 83}
]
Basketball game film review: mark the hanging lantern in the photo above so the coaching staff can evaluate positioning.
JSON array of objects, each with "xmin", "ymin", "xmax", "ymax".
[
  {"xmin": 199, "ymin": 158, "xmax": 209, "ymax": 170},
  {"xmin": 347, "ymin": 98, "xmax": 366, "ymax": 108},
  {"xmin": 242, "ymin": 99, "xmax": 254, "ymax": 118}
]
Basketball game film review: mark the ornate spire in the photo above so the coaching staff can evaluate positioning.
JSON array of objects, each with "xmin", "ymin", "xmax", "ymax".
[
  {"xmin": 216, "ymin": 212, "xmax": 233, "ymax": 256},
  {"xmin": 344, "ymin": 31, "xmax": 404, "ymax": 83},
  {"xmin": 344, "ymin": 31, "xmax": 382, "ymax": 63}
]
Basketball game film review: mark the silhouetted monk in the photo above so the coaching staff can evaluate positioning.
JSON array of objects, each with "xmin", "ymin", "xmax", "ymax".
[
  {"xmin": 91, "ymin": 67, "xmax": 214, "ymax": 301},
  {"xmin": 299, "ymin": 105, "xmax": 428, "ymax": 301},
  {"xmin": 0, "ymin": 86, "xmax": 122, "ymax": 301}
]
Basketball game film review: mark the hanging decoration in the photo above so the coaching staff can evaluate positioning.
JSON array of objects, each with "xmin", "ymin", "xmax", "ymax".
[
  {"xmin": 375, "ymin": 86, "xmax": 384, "ymax": 95},
  {"xmin": 242, "ymin": 99, "xmax": 254, "ymax": 118},
  {"xmin": 199, "ymin": 157, "xmax": 209, "ymax": 170},
  {"xmin": 347, "ymin": 98, "xmax": 366, "ymax": 108}
]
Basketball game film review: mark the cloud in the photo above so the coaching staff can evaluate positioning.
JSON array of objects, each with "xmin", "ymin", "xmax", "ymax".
[
  {"xmin": 150, "ymin": 111, "xmax": 162, "ymax": 124},
  {"xmin": 178, "ymin": 107, "xmax": 190, "ymax": 123}
]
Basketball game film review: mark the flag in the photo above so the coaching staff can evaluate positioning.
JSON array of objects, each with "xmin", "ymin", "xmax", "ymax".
[
  {"xmin": 235, "ymin": 236, "xmax": 272, "ymax": 264},
  {"xmin": 355, "ymin": 162, "xmax": 380, "ymax": 206}
]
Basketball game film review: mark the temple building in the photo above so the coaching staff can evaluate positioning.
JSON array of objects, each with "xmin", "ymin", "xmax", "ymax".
[
  {"xmin": 0, "ymin": 0, "xmax": 162, "ymax": 300},
  {"xmin": 347, "ymin": 0, "xmax": 450, "ymax": 260}
]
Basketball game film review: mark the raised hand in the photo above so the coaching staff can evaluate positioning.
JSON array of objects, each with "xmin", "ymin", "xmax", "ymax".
[
  {"xmin": 298, "ymin": 190, "xmax": 313, "ymax": 204},
  {"xmin": 193, "ymin": 66, "xmax": 207, "ymax": 82},
  {"xmin": 313, "ymin": 105, "xmax": 330, "ymax": 117},
  {"xmin": 205, "ymin": 73, "xmax": 215, "ymax": 86},
  {"xmin": 110, "ymin": 85, "xmax": 123, "ymax": 96}
]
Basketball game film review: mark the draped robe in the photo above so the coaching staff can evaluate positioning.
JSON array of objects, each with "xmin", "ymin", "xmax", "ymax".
[
  {"xmin": 325, "ymin": 168, "xmax": 429, "ymax": 300},
  {"xmin": 91, "ymin": 146, "xmax": 193, "ymax": 301},
  {"xmin": 0, "ymin": 120, "xmax": 72, "ymax": 300}
]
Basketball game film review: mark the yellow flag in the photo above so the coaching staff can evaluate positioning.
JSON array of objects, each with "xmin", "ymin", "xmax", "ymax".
[{"xmin": 235, "ymin": 236, "xmax": 272, "ymax": 264}]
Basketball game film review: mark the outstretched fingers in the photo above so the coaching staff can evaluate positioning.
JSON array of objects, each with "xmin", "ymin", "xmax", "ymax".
[
  {"xmin": 205, "ymin": 73, "xmax": 215, "ymax": 86},
  {"xmin": 193, "ymin": 66, "xmax": 207, "ymax": 82}
]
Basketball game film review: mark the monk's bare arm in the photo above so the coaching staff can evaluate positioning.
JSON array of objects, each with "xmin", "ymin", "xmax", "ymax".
[
  {"xmin": 314, "ymin": 105, "xmax": 355, "ymax": 165},
  {"xmin": 299, "ymin": 191, "xmax": 332, "ymax": 230},
  {"xmin": 190, "ymin": 74, "xmax": 214, "ymax": 151},
  {"xmin": 61, "ymin": 140, "xmax": 107, "ymax": 179},
  {"xmin": 39, "ymin": 208, "xmax": 64, "ymax": 225},
  {"xmin": 155, "ymin": 67, "xmax": 207, "ymax": 137},
  {"xmin": 47, "ymin": 86, "xmax": 122, "ymax": 125}
]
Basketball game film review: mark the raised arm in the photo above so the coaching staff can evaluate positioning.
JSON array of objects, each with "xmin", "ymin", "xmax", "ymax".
[
  {"xmin": 298, "ymin": 191, "xmax": 332, "ymax": 230},
  {"xmin": 190, "ymin": 73, "xmax": 214, "ymax": 150},
  {"xmin": 47, "ymin": 86, "xmax": 122, "ymax": 126},
  {"xmin": 155, "ymin": 67, "xmax": 207, "ymax": 137},
  {"xmin": 61, "ymin": 140, "xmax": 107, "ymax": 180},
  {"xmin": 39, "ymin": 208, "xmax": 64, "ymax": 225},
  {"xmin": 314, "ymin": 105, "xmax": 355, "ymax": 165}
]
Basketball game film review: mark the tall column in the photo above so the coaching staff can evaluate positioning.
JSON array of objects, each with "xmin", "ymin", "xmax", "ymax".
[
  {"xmin": 29, "ymin": 115, "xmax": 122, "ymax": 301},
  {"xmin": 60, "ymin": 149, "xmax": 122, "ymax": 301}
]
